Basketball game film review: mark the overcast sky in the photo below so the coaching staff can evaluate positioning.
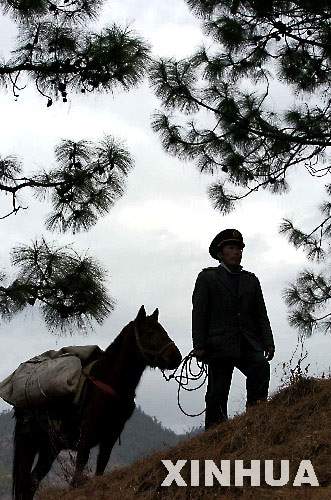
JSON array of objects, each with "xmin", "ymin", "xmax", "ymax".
[{"xmin": 0, "ymin": 0, "xmax": 330, "ymax": 434}]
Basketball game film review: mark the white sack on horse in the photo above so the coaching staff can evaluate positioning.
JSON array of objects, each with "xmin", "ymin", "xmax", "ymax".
[{"xmin": 0, "ymin": 345, "xmax": 101, "ymax": 408}]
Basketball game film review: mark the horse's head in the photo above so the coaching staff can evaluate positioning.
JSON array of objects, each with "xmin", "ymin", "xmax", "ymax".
[{"xmin": 134, "ymin": 305, "xmax": 182, "ymax": 370}]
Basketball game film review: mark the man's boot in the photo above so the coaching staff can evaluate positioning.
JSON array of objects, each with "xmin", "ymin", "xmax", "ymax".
[{"xmin": 205, "ymin": 401, "xmax": 227, "ymax": 430}]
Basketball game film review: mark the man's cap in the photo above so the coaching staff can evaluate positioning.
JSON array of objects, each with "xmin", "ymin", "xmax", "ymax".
[{"xmin": 209, "ymin": 229, "xmax": 245, "ymax": 259}]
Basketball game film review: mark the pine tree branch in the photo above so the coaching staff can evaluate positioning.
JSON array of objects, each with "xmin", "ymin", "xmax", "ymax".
[
  {"xmin": 305, "ymin": 216, "xmax": 331, "ymax": 240},
  {"xmin": 0, "ymin": 177, "xmax": 63, "ymax": 193},
  {"xmin": 246, "ymin": 124, "xmax": 331, "ymax": 147},
  {"xmin": 314, "ymin": 311, "xmax": 331, "ymax": 321}
]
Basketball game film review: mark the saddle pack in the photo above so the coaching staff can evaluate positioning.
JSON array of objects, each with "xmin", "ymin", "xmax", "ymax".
[{"xmin": 0, "ymin": 345, "xmax": 102, "ymax": 408}]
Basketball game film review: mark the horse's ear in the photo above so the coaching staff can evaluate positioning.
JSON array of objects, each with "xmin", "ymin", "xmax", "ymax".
[
  {"xmin": 151, "ymin": 308, "xmax": 159, "ymax": 321},
  {"xmin": 136, "ymin": 305, "xmax": 146, "ymax": 322}
]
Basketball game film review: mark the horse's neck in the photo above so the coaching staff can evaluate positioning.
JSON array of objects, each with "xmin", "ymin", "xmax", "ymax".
[
  {"xmin": 111, "ymin": 349, "xmax": 145, "ymax": 396},
  {"xmin": 96, "ymin": 325, "xmax": 146, "ymax": 397}
]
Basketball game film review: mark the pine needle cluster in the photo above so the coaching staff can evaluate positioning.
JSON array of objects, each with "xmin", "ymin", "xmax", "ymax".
[
  {"xmin": 0, "ymin": 0, "xmax": 150, "ymax": 103},
  {"xmin": 0, "ymin": 238, "xmax": 113, "ymax": 332},
  {"xmin": 151, "ymin": 0, "xmax": 330, "ymax": 212}
]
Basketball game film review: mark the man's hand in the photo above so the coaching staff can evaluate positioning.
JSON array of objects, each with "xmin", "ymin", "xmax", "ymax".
[
  {"xmin": 264, "ymin": 346, "xmax": 275, "ymax": 361},
  {"xmin": 192, "ymin": 348, "xmax": 207, "ymax": 362}
]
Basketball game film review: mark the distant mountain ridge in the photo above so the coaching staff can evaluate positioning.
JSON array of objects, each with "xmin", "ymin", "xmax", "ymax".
[{"xmin": 0, "ymin": 406, "xmax": 188, "ymax": 498}]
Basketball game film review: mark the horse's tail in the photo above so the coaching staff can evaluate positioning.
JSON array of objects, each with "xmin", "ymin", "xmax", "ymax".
[{"xmin": 12, "ymin": 409, "xmax": 36, "ymax": 500}]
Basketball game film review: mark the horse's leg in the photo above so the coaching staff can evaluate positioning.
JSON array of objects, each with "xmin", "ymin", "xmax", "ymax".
[
  {"xmin": 71, "ymin": 387, "xmax": 102, "ymax": 487},
  {"xmin": 71, "ymin": 443, "xmax": 91, "ymax": 488},
  {"xmin": 30, "ymin": 441, "xmax": 58, "ymax": 495},
  {"xmin": 95, "ymin": 435, "xmax": 118, "ymax": 476},
  {"xmin": 13, "ymin": 414, "xmax": 38, "ymax": 500},
  {"xmin": 96, "ymin": 402, "xmax": 135, "ymax": 476}
]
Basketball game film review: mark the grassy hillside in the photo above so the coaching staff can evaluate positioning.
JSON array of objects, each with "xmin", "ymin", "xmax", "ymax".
[{"xmin": 42, "ymin": 377, "xmax": 331, "ymax": 499}]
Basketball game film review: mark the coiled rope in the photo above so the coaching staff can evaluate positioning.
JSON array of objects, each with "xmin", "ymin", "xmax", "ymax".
[{"xmin": 161, "ymin": 350, "xmax": 208, "ymax": 417}]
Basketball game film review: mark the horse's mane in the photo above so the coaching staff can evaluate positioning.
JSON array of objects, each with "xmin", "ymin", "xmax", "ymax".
[{"xmin": 104, "ymin": 321, "xmax": 133, "ymax": 356}]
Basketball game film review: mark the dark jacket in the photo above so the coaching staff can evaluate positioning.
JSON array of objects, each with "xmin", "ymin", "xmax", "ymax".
[{"xmin": 192, "ymin": 265, "xmax": 274, "ymax": 358}]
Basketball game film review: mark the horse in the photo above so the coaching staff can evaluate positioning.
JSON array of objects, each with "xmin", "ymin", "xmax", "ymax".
[{"xmin": 12, "ymin": 305, "xmax": 182, "ymax": 499}]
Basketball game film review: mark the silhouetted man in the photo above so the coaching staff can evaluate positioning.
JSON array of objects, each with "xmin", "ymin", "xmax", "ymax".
[{"xmin": 192, "ymin": 229, "xmax": 275, "ymax": 430}]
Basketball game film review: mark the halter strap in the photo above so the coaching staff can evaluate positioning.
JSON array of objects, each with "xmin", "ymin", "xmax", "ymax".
[{"xmin": 134, "ymin": 324, "xmax": 175, "ymax": 363}]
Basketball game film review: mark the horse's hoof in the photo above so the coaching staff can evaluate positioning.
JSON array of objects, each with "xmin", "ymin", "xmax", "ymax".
[{"xmin": 71, "ymin": 474, "xmax": 88, "ymax": 488}]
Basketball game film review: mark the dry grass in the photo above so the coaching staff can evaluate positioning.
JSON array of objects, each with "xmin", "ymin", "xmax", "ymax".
[{"xmin": 40, "ymin": 377, "xmax": 331, "ymax": 499}]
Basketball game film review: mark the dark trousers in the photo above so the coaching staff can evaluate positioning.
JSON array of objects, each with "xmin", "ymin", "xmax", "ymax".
[{"xmin": 205, "ymin": 337, "xmax": 270, "ymax": 430}]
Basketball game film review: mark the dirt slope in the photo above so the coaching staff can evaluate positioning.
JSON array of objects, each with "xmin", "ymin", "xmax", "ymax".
[{"xmin": 42, "ymin": 377, "xmax": 331, "ymax": 500}]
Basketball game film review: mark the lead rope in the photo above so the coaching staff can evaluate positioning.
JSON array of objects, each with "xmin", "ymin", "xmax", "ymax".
[
  {"xmin": 161, "ymin": 350, "xmax": 208, "ymax": 417},
  {"xmin": 133, "ymin": 323, "xmax": 208, "ymax": 416}
]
